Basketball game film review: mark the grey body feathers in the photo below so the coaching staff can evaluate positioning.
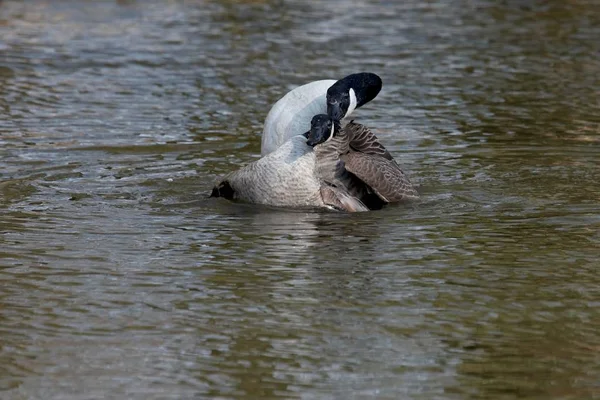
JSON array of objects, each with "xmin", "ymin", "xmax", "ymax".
[{"xmin": 212, "ymin": 122, "xmax": 418, "ymax": 212}]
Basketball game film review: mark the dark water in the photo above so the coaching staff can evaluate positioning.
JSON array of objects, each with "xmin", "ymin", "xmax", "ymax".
[{"xmin": 1, "ymin": 1, "xmax": 599, "ymax": 399}]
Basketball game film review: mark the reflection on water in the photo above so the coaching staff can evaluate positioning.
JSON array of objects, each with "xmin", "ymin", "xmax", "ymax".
[{"xmin": 1, "ymin": 0, "xmax": 599, "ymax": 398}]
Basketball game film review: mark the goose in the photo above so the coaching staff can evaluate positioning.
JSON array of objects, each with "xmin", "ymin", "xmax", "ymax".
[
  {"xmin": 210, "ymin": 133, "xmax": 367, "ymax": 211},
  {"xmin": 211, "ymin": 114, "xmax": 418, "ymax": 212},
  {"xmin": 261, "ymin": 72, "xmax": 382, "ymax": 155},
  {"xmin": 306, "ymin": 114, "xmax": 419, "ymax": 210}
]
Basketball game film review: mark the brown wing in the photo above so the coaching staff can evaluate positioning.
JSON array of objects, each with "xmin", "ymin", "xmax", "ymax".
[
  {"xmin": 344, "ymin": 121, "xmax": 394, "ymax": 161},
  {"xmin": 320, "ymin": 184, "xmax": 369, "ymax": 212},
  {"xmin": 342, "ymin": 152, "xmax": 419, "ymax": 203}
]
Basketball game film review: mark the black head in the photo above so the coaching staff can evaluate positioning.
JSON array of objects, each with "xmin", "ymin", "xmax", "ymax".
[
  {"xmin": 305, "ymin": 114, "xmax": 339, "ymax": 147},
  {"xmin": 326, "ymin": 72, "xmax": 382, "ymax": 120}
]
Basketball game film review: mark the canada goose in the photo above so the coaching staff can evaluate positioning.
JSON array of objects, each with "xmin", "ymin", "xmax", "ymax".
[
  {"xmin": 211, "ymin": 115, "xmax": 418, "ymax": 212},
  {"xmin": 306, "ymin": 114, "xmax": 419, "ymax": 210},
  {"xmin": 261, "ymin": 73, "xmax": 382, "ymax": 156},
  {"xmin": 210, "ymin": 73, "xmax": 416, "ymax": 212},
  {"xmin": 210, "ymin": 134, "xmax": 369, "ymax": 212}
]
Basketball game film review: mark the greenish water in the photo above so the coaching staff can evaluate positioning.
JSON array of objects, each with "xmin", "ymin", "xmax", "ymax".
[{"xmin": 1, "ymin": 1, "xmax": 599, "ymax": 399}]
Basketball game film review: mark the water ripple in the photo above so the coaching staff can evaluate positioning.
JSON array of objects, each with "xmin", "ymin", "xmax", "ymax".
[{"xmin": 1, "ymin": 0, "xmax": 599, "ymax": 399}]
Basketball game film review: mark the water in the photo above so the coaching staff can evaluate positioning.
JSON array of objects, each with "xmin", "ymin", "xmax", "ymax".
[{"xmin": 1, "ymin": 0, "xmax": 599, "ymax": 399}]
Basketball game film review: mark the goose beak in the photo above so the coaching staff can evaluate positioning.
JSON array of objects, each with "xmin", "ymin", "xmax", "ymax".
[
  {"xmin": 327, "ymin": 102, "xmax": 343, "ymax": 121},
  {"xmin": 306, "ymin": 125, "xmax": 328, "ymax": 147}
]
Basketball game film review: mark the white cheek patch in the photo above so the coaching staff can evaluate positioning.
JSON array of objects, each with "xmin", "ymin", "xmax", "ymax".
[
  {"xmin": 345, "ymin": 88, "xmax": 358, "ymax": 118},
  {"xmin": 325, "ymin": 123, "xmax": 335, "ymax": 143}
]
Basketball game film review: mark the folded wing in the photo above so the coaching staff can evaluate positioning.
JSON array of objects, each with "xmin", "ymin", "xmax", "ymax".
[{"xmin": 345, "ymin": 121, "xmax": 394, "ymax": 161}]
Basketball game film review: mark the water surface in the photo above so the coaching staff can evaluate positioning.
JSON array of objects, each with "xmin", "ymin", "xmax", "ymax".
[{"xmin": 1, "ymin": 1, "xmax": 599, "ymax": 399}]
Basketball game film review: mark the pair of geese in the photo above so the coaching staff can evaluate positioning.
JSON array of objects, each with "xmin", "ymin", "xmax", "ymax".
[{"xmin": 211, "ymin": 73, "xmax": 418, "ymax": 212}]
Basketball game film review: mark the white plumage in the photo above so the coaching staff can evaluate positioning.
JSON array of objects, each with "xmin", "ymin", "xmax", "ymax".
[{"xmin": 261, "ymin": 79, "xmax": 336, "ymax": 156}]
